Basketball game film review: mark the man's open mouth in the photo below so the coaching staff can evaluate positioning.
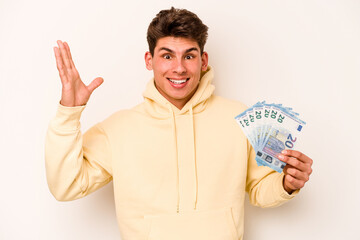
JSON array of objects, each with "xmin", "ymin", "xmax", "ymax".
[{"xmin": 167, "ymin": 78, "xmax": 190, "ymax": 84}]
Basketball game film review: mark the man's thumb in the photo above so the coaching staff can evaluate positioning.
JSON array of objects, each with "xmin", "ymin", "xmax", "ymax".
[{"xmin": 88, "ymin": 77, "xmax": 104, "ymax": 93}]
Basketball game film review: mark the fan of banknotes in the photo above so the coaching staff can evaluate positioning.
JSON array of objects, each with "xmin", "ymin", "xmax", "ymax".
[{"xmin": 235, "ymin": 101, "xmax": 306, "ymax": 173}]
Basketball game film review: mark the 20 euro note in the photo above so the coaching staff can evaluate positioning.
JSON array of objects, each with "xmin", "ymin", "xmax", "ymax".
[{"xmin": 257, "ymin": 107, "xmax": 306, "ymax": 172}]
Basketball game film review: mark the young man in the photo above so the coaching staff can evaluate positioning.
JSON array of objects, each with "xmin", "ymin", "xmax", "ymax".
[{"xmin": 46, "ymin": 7, "xmax": 313, "ymax": 240}]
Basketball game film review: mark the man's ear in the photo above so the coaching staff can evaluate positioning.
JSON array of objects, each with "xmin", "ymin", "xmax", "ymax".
[
  {"xmin": 201, "ymin": 51, "xmax": 209, "ymax": 71},
  {"xmin": 145, "ymin": 51, "xmax": 153, "ymax": 70}
]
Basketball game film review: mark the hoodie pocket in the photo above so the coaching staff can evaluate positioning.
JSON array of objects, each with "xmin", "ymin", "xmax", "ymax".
[{"xmin": 145, "ymin": 207, "xmax": 238, "ymax": 240}]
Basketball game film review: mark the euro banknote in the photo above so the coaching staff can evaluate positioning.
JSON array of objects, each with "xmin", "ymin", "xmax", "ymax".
[{"xmin": 235, "ymin": 101, "xmax": 306, "ymax": 173}]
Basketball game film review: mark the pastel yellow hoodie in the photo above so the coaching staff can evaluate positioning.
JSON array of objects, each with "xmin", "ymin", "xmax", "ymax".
[{"xmin": 45, "ymin": 66, "xmax": 297, "ymax": 240}]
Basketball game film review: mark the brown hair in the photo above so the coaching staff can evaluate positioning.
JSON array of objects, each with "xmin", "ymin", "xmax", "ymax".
[{"xmin": 147, "ymin": 7, "xmax": 209, "ymax": 56}]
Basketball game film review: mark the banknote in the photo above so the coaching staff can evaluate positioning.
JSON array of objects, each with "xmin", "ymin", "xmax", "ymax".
[{"xmin": 235, "ymin": 101, "xmax": 306, "ymax": 173}]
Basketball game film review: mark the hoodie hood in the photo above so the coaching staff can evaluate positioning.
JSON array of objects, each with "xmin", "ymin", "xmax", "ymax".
[{"xmin": 142, "ymin": 65, "xmax": 215, "ymax": 118}]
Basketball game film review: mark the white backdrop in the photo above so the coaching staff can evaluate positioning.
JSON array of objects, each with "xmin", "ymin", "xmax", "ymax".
[{"xmin": 0, "ymin": 0, "xmax": 359, "ymax": 239}]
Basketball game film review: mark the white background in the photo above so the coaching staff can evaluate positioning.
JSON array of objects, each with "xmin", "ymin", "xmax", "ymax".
[{"xmin": 0, "ymin": 0, "xmax": 359, "ymax": 239}]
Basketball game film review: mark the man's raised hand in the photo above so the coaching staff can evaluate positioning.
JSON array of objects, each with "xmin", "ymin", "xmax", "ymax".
[{"xmin": 54, "ymin": 40, "xmax": 104, "ymax": 107}]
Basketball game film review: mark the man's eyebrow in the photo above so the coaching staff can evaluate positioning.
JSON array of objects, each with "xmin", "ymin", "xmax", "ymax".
[
  {"xmin": 158, "ymin": 47, "xmax": 199, "ymax": 53},
  {"xmin": 185, "ymin": 47, "xmax": 199, "ymax": 53},
  {"xmin": 158, "ymin": 47, "xmax": 174, "ymax": 53}
]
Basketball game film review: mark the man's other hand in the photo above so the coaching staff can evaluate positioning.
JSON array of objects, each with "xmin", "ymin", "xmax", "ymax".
[
  {"xmin": 54, "ymin": 40, "xmax": 104, "ymax": 107},
  {"xmin": 278, "ymin": 150, "xmax": 313, "ymax": 194}
]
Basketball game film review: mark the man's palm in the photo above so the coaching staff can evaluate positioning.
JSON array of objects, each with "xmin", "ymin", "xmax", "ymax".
[{"xmin": 54, "ymin": 40, "xmax": 103, "ymax": 107}]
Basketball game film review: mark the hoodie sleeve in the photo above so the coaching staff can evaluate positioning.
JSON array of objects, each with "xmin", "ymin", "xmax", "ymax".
[
  {"xmin": 245, "ymin": 143, "xmax": 299, "ymax": 208},
  {"xmin": 45, "ymin": 104, "xmax": 112, "ymax": 201}
]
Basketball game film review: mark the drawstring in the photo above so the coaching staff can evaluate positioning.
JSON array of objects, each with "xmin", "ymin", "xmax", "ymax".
[
  {"xmin": 167, "ymin": 103, "xmax": 180, "ymax": 213},
  {"xmin": 167, "ymin": 103, "xmax": 198, "ymax": 212},
  {"xmin": 189, "ymin": 105, "xmax": 198, "ymax": 210}
]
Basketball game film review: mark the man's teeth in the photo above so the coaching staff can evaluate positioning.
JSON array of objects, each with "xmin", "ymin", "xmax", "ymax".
[{"xmin": 169, "ymin": 79, "xmax": 188, "ymax": 84}]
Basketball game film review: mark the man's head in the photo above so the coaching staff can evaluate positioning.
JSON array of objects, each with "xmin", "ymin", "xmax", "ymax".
[
  {"xmin": 146, "ymin": 7, "xmax": 208, "ymax": 56},
  {"xmin": 145, "ymin": 7, "xmax": 209, "ymax": 110}
]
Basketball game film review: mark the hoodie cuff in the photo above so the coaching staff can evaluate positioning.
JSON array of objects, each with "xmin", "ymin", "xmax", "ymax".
[
  {"xmin": 51, "ymin": 103, "xmax": 86, "ymax": 131},
  {"xmin": 275, "ymin": 172, "xmax": 300, "ymax": 200}
]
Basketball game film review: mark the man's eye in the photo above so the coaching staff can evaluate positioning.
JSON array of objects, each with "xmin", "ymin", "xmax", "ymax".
[
  {"xmin": 164, "ymin": 55, "xmax": 171, "ymax": 59},
  {"xmin": 185, "ymin": 55, "xmax": 194, "ymax": 60}
]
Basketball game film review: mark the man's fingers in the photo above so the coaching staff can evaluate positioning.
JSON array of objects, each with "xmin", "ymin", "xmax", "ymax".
[
  {"xmin": 57, "ymin": 40, "xmax": 72, "ymax": 70},
  {"xmin": 281, "ymin": 150, "xmax": 313, "ymax": 164},
  {"xmin": 281, "ymin": 150, "xmax": 313, "ymax": 192},
  {"xmin": 63, "ymin": 42, "xmax": 72, "ymax": 59},
  {"xmin": 283, "ymin": 165, "xmax": 310, "ymax": 182},
  {"xmin": 284, "ymin": 174, "xmax": 306, "ymax": 190},
  {"xmin": 87, "ymin": 77, "xmax": 104, "ymax": 93},
  {"xmin": 279, "ymin": 154, "xmax": 312, "ymax": 176},
  {"xmin": 54, "ymin": 46, "xmax": 68, "ymax": 84},
  {"xmin": 279, "ymin": 155, "xmax": 308, "ymax": 172},
  {"xmin": 63, "ymin": 42, "xmax": 76, "ymax": 69}
]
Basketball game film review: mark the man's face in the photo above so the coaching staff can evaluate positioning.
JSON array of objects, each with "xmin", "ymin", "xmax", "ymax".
[{"xmin": 145, "ymin": 36, "xmax": 208, "ymax": 109}]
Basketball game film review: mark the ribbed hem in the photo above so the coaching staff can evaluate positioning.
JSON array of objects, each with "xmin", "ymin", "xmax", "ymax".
[
  {"xmin": 51, "ymin": 103, "xmax": 86, "ymax": 131},
  {"xmin": 275, "ymin": 172, "xmax": 300, "ymax": 199}
]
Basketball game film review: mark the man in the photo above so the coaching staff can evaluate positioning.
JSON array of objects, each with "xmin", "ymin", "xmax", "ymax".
[{"xmin": 46, "ymin": 7, "xmax": 312, "ymax": 240}]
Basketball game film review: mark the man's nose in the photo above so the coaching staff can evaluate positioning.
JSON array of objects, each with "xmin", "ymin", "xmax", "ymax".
[{"xmin": 173, "ymin": 59, "xmax": 186, "ymax": 74}]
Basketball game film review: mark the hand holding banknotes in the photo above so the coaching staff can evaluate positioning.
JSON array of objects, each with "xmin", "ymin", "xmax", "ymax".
[
  {"xmin": 278, "ymin": 150, "xmax": 313, "ymax": 194},
  {"xmin": 235, "ymin": 101, "xmax": 313, "ymax": 194},
  {"xmin": 54, "ymin": 40, "xmax": 104, "ymax": 107}
]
